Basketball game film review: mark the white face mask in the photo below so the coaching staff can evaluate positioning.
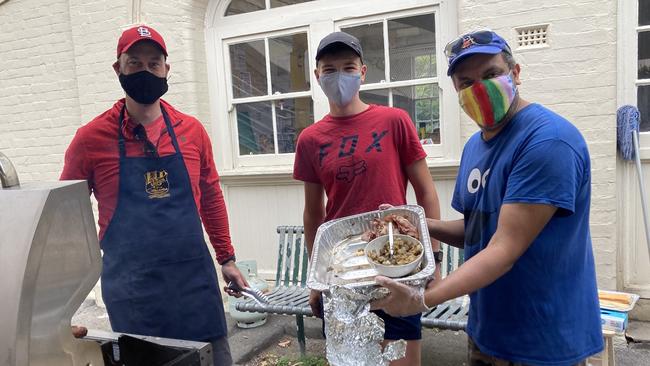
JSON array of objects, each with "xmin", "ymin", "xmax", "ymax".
[{"xmin": 318, "ymin": 72, "xmax": 361, "ymax": 107}]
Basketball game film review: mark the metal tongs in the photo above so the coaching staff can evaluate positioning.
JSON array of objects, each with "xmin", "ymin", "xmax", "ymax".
[
  {"xmin": 227, "ymin": 281, "xmax": 270, "ymax": 306},
  {"xmin": 388, "ymin": 221, "xmax": 395, "ymax": 259}
]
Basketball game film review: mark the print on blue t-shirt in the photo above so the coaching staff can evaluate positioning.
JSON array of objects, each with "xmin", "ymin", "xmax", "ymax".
[{"xmin": 451, "ymin": 104, "xmax": 603, "ymax": 365}]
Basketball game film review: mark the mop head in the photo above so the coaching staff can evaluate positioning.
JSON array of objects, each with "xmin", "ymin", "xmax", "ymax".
[{"xmin": 616, "ymin": 105, "xmax": 641, "ymax": 161}]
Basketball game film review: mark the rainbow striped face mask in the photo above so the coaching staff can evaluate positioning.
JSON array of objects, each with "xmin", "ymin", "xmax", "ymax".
[{"xmin": 458, "ymin": 73, "xmax": 517, "ymax": 130}]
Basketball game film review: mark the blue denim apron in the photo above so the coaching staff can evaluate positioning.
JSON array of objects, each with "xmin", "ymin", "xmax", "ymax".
[{"xmin": 101, "ymin": 105, "xmax": 227, "ymax": 342}]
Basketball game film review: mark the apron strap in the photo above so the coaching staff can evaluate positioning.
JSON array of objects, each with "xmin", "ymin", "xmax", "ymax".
[
  {"xmin": 160, "ymin": 105, "xmax": 181, "ymax": 155},
  {"xmin": 117, "ymin": 104, "xmax": 182, "ymax": 157},
  {"xmin": 118, "ymin": 105, "xmax": 127, "ymax": 158}
]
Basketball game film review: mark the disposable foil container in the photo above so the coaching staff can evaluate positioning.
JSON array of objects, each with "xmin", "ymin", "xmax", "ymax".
[
  {"xmin": 307, "ymin": 205, "xmax": 435, "ymax": 292},
  {"xmin": 323, "ymin": 286, "xmax": 406, "ymax": 366}
]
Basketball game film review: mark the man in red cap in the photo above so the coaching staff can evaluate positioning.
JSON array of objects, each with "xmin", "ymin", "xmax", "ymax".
[{"xmin": 61, "ymin": 25, "xmax": 247, "ymax": 365}]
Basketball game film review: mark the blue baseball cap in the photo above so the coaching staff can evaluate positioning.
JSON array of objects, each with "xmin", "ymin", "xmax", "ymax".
[{"xmin": 445, "ymin": 30, "xmax": 512, "ymax": 76}]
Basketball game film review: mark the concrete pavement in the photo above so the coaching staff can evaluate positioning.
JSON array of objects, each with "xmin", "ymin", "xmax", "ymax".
[
  {"xmin": 227, "ymin": 311, "xmax": 650, "ymax": 365},
  {"xmin": 72, "ymin": 299, "xmax": 650, "ymax": 365}
]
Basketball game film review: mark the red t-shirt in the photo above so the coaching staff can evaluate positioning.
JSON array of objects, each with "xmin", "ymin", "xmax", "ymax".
[
  {"xmin": 60, "ymin": 99, "xmax": 235, "ymax": 264},
  {"xmin": 293, "ymin": 105, "xmax": 427, "ymax": 221}
]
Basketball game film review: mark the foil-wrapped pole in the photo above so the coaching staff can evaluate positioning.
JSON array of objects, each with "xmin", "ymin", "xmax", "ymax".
[{"xmin": 323, "ymin": 286, "xmax": 406, "ymax": 366}]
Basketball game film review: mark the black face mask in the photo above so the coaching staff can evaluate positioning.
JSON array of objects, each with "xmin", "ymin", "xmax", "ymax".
[{"xmin": 118, "ymin": 70, "xmax": 168, "ymax": 105}]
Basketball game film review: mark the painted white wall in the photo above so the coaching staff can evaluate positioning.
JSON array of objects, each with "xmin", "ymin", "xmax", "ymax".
[
  {"xmin": 457, "ymin": 0, "xmax": 619, "ymax": 291},
  {"xmin": 1, "ymin": 0, "xmax": 107, "ymax": 182},
  {"xmin": 0, "ymin": 0, "xmax": 212, "ymax": 180},
  {"xmin": 617, "ymin": 0, "xmax": 650, "ymax": 304},
  {"xmin": 0, "ymin": 0, "xmax": 628, "ymax": 295},
  {"xmin": 219, "ymin": 175, "xmax": 461, "ymax": 279}
]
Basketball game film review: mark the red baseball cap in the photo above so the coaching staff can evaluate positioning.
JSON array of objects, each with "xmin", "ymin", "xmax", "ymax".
[{"xmin": 117, "ymin": 25, "xmax": 168, "ymax": 58}]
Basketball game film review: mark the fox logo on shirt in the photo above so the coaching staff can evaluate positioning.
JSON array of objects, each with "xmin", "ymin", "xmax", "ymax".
[
  {"xmin": 318, "ymin": 130, "xmax": 389, "ymax": 166},
  {"xmin": 145, "ymin": 170, "xmax": 170, "ymax": 199},
  {"xmin": 336, "ymin": 160, "xmax": 367, "ymax": 183}
]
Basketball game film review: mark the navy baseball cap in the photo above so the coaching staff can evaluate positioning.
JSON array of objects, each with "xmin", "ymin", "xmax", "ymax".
[
  {"xmin": 315, "ymin": 32, "xmax": 363, "ymax": 62},
  {"xmin": 445, "ymin": 30, "xmax": 512, "ymax": 76}
]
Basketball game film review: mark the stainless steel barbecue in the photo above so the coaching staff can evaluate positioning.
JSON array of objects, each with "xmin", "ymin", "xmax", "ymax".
[{"xmin": 0, "ymin": 152, "xmax": 212, "ymax": 366}]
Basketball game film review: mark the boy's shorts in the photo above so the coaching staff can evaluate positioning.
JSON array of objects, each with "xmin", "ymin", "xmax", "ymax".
[
  {"xmin": 320, "ymin": 297, "xmax": 421, "ymax": 340},
  {"xmin": 375, "ymin": 309, "xmax": 422, "ymax": 340}
]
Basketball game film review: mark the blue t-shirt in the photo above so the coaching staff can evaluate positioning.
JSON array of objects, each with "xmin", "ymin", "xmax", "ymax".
[{"xmin": 451, "ymin": 104, "xmax": 603, "ymax": 365}]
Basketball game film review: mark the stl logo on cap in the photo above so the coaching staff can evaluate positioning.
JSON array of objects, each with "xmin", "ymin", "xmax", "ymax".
[
  {"xmin": 461, "ymin": 35, "xmax": 476, "ymax": 49},
  {"xmin": 117, "ymin": 25, "xmax": 168, "ymax": 58},
  {"xmin": 137, "ymin": 26, "xmax": 152, "ymax": 38}
]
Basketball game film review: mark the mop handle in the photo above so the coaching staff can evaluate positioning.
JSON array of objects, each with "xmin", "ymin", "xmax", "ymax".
[{"xmin": 632, "ymin": 131, "xmax": 650, "ymax": 253}]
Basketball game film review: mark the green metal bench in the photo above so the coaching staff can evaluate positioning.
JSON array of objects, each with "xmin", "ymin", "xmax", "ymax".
[
  {"xmin": 236, "ymin": 226, "xmax": 312, "ymax": 355},
  {"xmin": 235, "ymin": 226, "xmax": 469, "ymax": 354},
  {"xmin": 422, "ymin": 240, "xmax": 469, "ymax": 331}
]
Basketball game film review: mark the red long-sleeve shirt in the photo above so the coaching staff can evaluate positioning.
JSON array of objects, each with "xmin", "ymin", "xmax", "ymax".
[{"xmin": 61, "ymin": 99, "xmax": 235, "ymax": 264}]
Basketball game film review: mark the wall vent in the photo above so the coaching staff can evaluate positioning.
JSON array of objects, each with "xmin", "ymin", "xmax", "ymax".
[{"xmin": 515, "ymin": 24, "xmax": 549, "ymax": 49}]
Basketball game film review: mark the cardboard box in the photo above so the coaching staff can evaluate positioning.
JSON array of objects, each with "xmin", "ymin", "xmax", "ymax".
[{"xmin": 601, "ymin": 309, "xmax": 628, "ymax": 333}]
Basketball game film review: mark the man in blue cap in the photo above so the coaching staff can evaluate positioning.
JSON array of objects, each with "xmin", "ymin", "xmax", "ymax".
[{"xmin": 372, "ymin": 29, "xmax": 603, "ymax": 365}]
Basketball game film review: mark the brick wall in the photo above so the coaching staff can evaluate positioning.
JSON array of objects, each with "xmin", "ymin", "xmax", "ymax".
[
  {"xmin": 0, "ymin": 0, "xmax": 83, "ymax": 182},
  {"xmin": 458, "ymin": 0, "xmax": 618, "ymax": 289},
  {"xmin": 67, "ymin": 0, "xmax": 128, "ymax": 124},
  {"xmin": 140, "ymin": 0, "xmax": 211, "ymax": 129},
  {"xmin": 0, "ymin": 0, "xmax": 620, "ymax": 289},
  {"xmin": 0, "ymin": 0, "xmax": 212, "ymax": 182}
]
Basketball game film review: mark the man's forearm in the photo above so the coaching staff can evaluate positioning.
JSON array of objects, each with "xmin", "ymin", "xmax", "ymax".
[
  {"xmin": 424, "ymin": 242, "xmax": 514, "ymax": 307},
  {"xmin": 199, "ymin": 183, "xmax": 235, "ymax": 264},
  {"xmin": 427, "ymin": 218, "xmax": 465, "ymax": 248}
]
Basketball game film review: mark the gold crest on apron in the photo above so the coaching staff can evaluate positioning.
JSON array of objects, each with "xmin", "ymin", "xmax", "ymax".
[{"xmin": 144, "ymin": 170, "xmax": 170, "ymax": 199}]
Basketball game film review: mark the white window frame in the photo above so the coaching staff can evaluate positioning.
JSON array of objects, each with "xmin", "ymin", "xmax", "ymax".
[
  {"xmin": 205, "ymin": 0, "xmax": 460, "ymax": 175},
  {"xmin": 336, "ymin": 8, "xmax": 447, "ymax": 158},
  {"xmin": 223, "ymin": 27, "xmax": 313, "ymax": 168},
  {"xmin": 619, "ymin": 0, "xmax": 650, "ymax": 159},
  {"xmin": 617, "ymin": 0, "xmax": 650, "ymax": 296}
]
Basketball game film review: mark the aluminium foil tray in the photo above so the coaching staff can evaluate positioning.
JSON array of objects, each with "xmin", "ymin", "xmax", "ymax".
[{"xmin": 307, "ymin": 205, "xmax": 435, "ymax": 292}]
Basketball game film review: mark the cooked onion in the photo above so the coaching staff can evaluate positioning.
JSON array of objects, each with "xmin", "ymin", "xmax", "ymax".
[{"xmin": 367, "ymin": 238, "xmax": 422, "ymax": 266}]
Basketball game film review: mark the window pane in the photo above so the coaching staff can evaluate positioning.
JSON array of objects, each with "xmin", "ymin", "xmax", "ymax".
[
  {"xmin": 225, "ymin": 0, "xmax": 265, "ymax": 16},
  {"xmin": 271, "ymin": 0, "xmax": 313, "ymax": 8},
  {"xmin": 230, "ymin": 40, "xmax": 268, "ymax": 98},
  {"xmin": 360, "ymin": 89, "xmax": 389, "ymax": 106},
  {"xmin": 640, "ymin": 0, "xmax": 650, "ymax": 26},
  {"xmin": 639, "ymin": 85, "xmax": 650, "ymax": 132},
  {"xmin": 342, "ymin": 23, "xmax": 386, "ymax": 84},
  {"xmin": 276, "ymin": 97, "xmax": 314, "ymax": 153},
  {"xmin": 393, "ymin": 84, "xmax": 440, "ymax": 144},
  {"xmin": 236, "ymin": 102, "xmax": 274, "ymax": 155},
  {"xmin": 640, "ymin": 31, "xmax": 650, "ymax": 79},
  {"xmin": 388, "ymin": 14, "xmax": 436, "ymax": 82},
  {"xmin": 270, "ymin": 33, "xmax": 310, "ymax": 94}
]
